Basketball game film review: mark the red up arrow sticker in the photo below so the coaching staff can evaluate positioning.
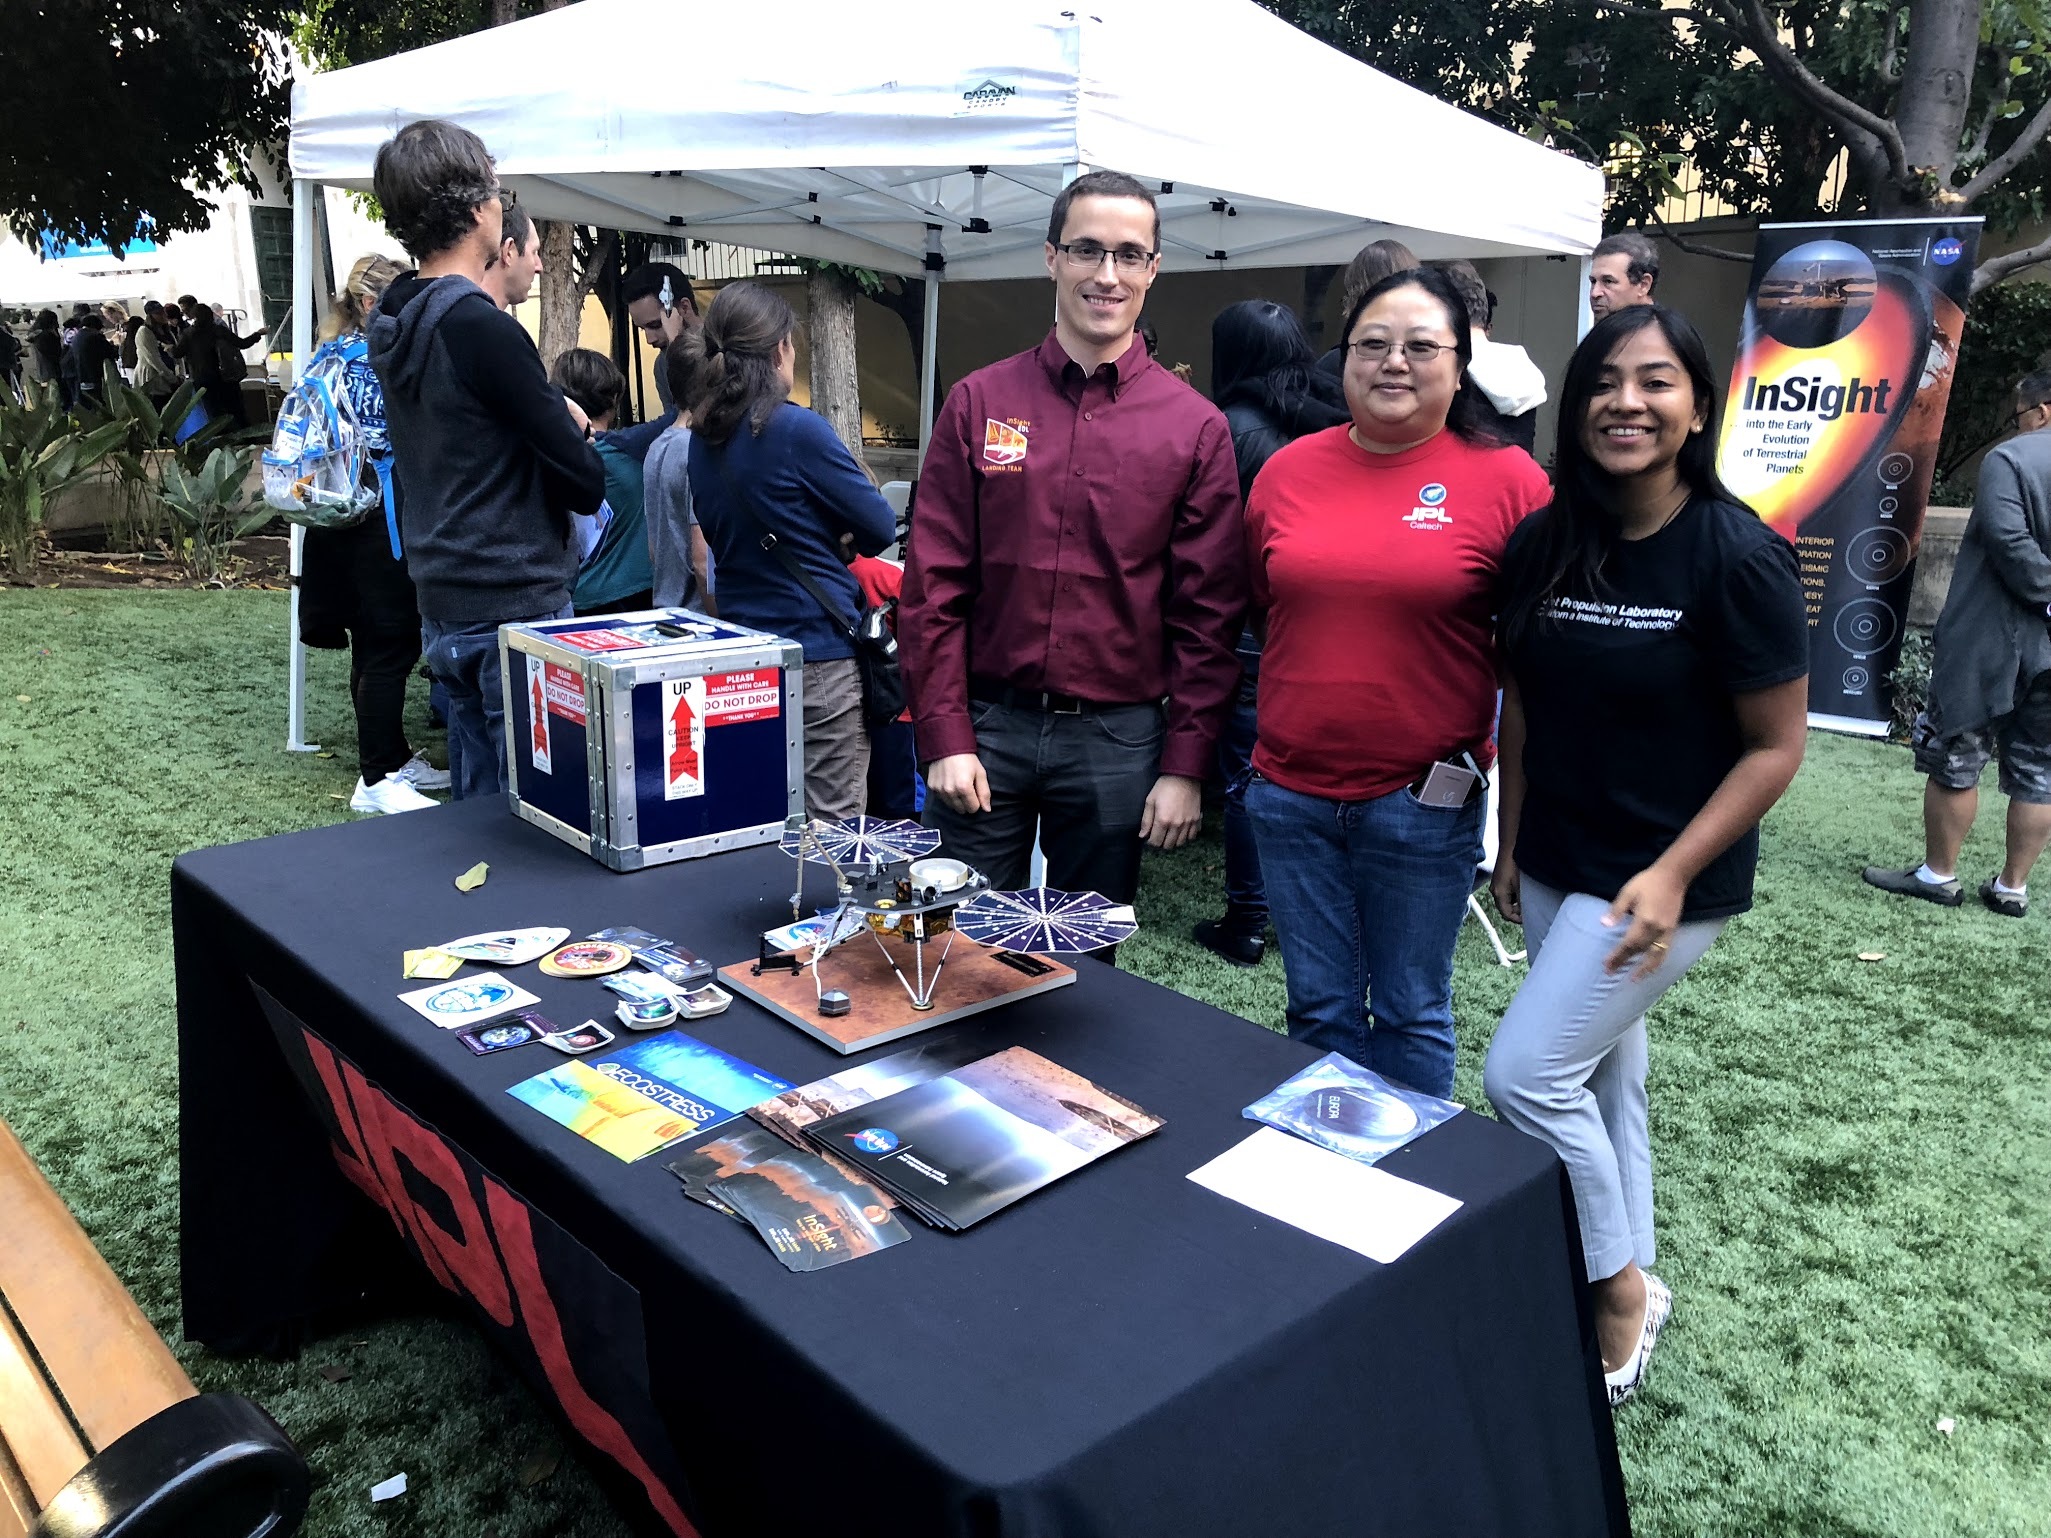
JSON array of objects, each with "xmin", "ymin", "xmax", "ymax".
[
  {"xmin": 660, "ymin": 679, "xmax": 705, "ymax": 800},
  {"xmin": 528, "ymin": 656, "xmax": 551, "ymax": 774}
]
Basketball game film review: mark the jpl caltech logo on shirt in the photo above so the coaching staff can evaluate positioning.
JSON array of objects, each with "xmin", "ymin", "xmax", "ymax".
[{"xmin": 1418, "ymin": 483, "xmax": 1448, "ymax": 506}]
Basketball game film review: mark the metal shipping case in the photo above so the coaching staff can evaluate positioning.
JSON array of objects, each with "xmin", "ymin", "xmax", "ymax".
[{"xmin": 500, "ymin": 610, "xmax": 804, "ymax": 871}]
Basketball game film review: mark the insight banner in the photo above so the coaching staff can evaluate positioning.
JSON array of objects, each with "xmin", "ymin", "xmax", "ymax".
[{"xmin": 1718, "ymin": 217, "xmax": 1980, "ymax": 733}]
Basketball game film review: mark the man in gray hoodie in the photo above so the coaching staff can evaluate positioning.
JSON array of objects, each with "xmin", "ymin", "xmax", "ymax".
[
  {"xmin": 367, "ymin": 118, "xmax": 606, "ymax": 799},
  {"xmin": 1865, "ymin": 368, "xmax": 2051, "ymax": 917}
]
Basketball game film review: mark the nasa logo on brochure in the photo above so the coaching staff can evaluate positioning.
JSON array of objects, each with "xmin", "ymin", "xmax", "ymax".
[{"xmin": 848, "ymin": 1127, "xmax": 900, "ymax": 1154}]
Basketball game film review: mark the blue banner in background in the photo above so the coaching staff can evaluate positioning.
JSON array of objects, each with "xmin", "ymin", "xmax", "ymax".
[{"xmin": 39, "ymin": 228, "xmax": 159, "ymax": 261}]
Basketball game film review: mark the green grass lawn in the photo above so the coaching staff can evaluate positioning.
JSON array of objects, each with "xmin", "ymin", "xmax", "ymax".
[{"xmin": 2, "ymin": 588, "xmax": 2046, "ymax": 1537}]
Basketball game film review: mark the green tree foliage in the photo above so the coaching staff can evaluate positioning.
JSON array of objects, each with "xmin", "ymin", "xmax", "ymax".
[
  {"xmin": 295, "ymin": 0, "xmax": 556, "ymax": 69},
  {"xmin": 1264, "ymin": 0, "xmax": 2051, "ymax": 286},
  {"xmin": 1935, "ymin": 280, "xmax": 2051, "ymax": 484},
  {"xmin": 0, "ymin": 0, "xmax": 295, "ymax": 256}
]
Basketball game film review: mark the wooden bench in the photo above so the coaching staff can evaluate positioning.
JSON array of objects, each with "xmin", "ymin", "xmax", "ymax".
[{"xmin": 0, "ymin": 1117, "xmax": 307, "ymax": 1538}]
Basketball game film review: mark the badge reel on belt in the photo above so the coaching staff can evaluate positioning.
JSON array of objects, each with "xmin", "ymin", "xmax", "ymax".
[{"xmin": 1411, "ymin": 750, "xmax": 1487, "ymax": 809}]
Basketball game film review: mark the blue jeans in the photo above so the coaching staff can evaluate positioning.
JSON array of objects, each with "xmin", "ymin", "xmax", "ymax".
[
  {"xmin": 1245, "ymin": 774, "xmax": 1483, "ymax": 1097},
  {"xmin": 421, "ymin": 608, "xmax": 570, "ymax": 800}
]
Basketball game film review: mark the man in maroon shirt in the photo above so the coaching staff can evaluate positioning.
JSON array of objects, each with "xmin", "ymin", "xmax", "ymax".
[{"xmin": 900, "ymin": 171, "xmax": 1246, "ymax": 906}]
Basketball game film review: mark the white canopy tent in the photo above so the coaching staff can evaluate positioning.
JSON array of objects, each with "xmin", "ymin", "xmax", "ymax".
[{"xmin": 282, "ymin": 0, "xmax": 1603, "ymax": 749}]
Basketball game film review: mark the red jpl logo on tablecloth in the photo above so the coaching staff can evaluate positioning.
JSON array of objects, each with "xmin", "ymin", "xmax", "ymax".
[{"xmin": 299, "ymin": 1032, "xmax": 699, "ymax": 1538}]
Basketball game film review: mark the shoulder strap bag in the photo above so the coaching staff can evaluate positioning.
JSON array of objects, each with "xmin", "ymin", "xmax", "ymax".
[{"xmin": 708, "ymin": 449, "xmax": 905, "ymax": 729}]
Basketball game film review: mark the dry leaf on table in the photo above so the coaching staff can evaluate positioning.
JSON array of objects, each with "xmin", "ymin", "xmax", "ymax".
[{"xmin": 454, "ymin": 862, "xmax": 489, "ymax": 892}]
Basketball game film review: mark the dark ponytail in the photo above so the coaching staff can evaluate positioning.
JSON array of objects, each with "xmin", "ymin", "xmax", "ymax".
[{"xmin": 680, "ymin": 280, "xmax": 794, "ymax": 446}]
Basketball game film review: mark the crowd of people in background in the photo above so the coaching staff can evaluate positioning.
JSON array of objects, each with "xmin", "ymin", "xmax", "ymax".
[
  {"xmin": 1, "ymin": 295, "xmax": 267, "ymax": 421},
  {"xmin": 225, "ymin": 117, "xmax": 2050, "ymax": 1417}
]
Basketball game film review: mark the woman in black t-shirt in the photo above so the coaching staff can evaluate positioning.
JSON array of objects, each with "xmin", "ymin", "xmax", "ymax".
[{"xmin": 1484, "ymin": 306, "xmax": 1808, "ymax": 1407}]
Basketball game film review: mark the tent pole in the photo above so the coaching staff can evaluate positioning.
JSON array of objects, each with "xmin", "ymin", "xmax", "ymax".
[
  {"xmin": 917, "ymin": 227, "xmax": 943, "ymax": 462},
  {"xmin": 287, "ymin": 176, "xmax": 318, "ymax": 754},
  {"xmin": 1576, "ymin": 254, "xmax": 1593, "ymax": 340}
]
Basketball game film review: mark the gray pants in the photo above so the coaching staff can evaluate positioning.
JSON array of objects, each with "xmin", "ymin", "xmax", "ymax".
[
  {"xmin": 802, "ymin": 658, "xmax": 869, "ymax": 821},
  {"xmin": 1482, "ymin": 877, "xmax": 1725, "ymax": 1281}
]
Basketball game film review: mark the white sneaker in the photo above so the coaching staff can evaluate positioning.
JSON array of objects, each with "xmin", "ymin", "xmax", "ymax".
[
  {"xmin": 388, "ymin": 753, "xmax": 451, "ymax": 792},
  {"xmin": 350, "ymin": 775, "xmax": 440, "ymax": 815}
]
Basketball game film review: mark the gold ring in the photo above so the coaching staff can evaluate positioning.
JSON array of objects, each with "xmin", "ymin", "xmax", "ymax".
[{"xmin": 1649, "ymin": 940, "xmax": 1670, "ymax": 952}]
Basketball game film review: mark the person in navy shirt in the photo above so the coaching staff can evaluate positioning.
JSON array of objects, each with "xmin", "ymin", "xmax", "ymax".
[{"xmin": 679, "ymin": 281, "xmax": 896, "ymax": 820}]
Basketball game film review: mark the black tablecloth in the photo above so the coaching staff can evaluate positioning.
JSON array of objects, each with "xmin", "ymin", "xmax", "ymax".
[{"xmin": 174, "ymin": 799, "xmax": 1628, "ymax": 1538}]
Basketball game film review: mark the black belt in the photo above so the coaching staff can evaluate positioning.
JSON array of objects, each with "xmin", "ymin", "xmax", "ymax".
[{"xmin": 969, "ymin": 679, "xmax": 1151, "ymax": 716}]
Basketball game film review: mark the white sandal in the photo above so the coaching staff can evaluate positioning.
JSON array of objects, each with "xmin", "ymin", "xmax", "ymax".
[{"xmin": 1604, "ymin": 1272, "xmax": 1672, "ymax": 1407}]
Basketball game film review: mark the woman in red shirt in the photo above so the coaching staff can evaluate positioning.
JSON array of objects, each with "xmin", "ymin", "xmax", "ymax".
[{"xmin": 1243, "ymin": 266, "xmax": 1551, "ymax": 1096}]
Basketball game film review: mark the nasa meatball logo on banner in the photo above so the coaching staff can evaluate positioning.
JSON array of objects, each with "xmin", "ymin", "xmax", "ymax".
[{"xmin": 1716, "ymin": 217, "xmax": 1980, "ymax": 735}]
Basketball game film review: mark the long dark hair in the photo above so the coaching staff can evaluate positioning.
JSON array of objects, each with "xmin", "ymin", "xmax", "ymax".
[
  {"xmin": 1340, "ymin": 266, "xmax": 1505, "ymax": 448},
  {"xmin": 1501, "ymin": 304, "xmax": 1741, "ymax": 648},
  {"xmin": 681, "ymin": 280, "xmax": 793, "ymax": 446},
  {"xmin": 1211, "ymin": 300, "xmax": 1348, "ymax": 446}
]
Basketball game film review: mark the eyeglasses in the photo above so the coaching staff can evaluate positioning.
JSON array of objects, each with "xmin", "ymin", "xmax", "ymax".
[
  {"xmin": 2013, "ymin": 404, "xmax": 2041, "ymax": 430},
  {"xmin": 1346, "ymin": 337, "xmax": 1457, "ymax": 365},
  {"xmin": 1054, "ymin": 241, "xmax": 1158, "ymax": 273}
]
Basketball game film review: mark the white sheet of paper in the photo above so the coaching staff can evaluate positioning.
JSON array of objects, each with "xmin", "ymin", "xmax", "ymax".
[{"xmin": 1187, "ymin": 1127, "xmax": 1463, "ymax": 1264}]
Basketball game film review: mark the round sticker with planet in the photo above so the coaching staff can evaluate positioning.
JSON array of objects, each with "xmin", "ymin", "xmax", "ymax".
[{"xmin": 427, "ymin": 979, "xmax": 514, "ymax": 1015}]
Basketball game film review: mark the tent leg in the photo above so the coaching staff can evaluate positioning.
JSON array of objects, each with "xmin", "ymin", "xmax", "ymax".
[
  {"xmin": 916, "ymin": 228, "xmax": 943, "ymax": 463},
  {"xmin": 1576, "ymin": 254, "xmax": 1593, "ymax": 341},
  {"xmin": 287, "ymin": 178, "xmax": 318, "ymax": 754}
]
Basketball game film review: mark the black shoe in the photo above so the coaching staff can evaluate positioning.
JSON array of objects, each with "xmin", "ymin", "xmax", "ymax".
[
  {"xmin": 1861, "ymin": 865, "xmax": 1963, "ymax": 907},
  {"xmin": 1193, "ymin": 916, "xmax": 1265, "ymax": 966},
  {"xmin": 1980, "ymin": 878, "xmax": 2029, "ymax": 918}
]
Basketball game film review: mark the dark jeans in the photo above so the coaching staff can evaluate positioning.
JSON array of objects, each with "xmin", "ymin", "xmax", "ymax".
[
  {"xmin": 867, "ymin": 719, "xmax": 921, "ymax": 819},
  {"xmin": 421, "ymin": 607, "xmax": 571, "ymax": 800},
  {"xmin": 350, "ymin": 629, "xmax": 422, "ymax": 784},
  {"xmin": 1245, "ymin": 774, "xmax": 1482, "ymax": 1098},
  {"xmin": 925, "ymin": 698, "xmax": 1164, "ymax": 904},
  {"xmin": 1215, "ymin": 665, "xmax": 1266, "ymax": 926}
]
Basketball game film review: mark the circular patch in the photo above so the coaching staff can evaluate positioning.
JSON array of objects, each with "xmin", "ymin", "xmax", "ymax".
[
  {"xmin": 426, "ymin": 980, "xmax": 513, "ymax": 1015},
  {"xmin": 1418, "ymin": 482, "xmax": 1448, "ymax": 506},
  {"xmin": 539, "ymin": 941, "xmax": 634, "ymax": 978}
]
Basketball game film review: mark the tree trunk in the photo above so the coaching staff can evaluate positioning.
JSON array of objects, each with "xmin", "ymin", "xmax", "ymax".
[
  {"xmin": 1891, "ymin": 0, "xmax": 1982, "ymax": 202},
  {"xmin": 536, "ymin": 220, "xmax": 580, "ymax": 374},
  {"xmin": 807, "ymin": 266, "xmax": 864, "ymax": 458}
]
